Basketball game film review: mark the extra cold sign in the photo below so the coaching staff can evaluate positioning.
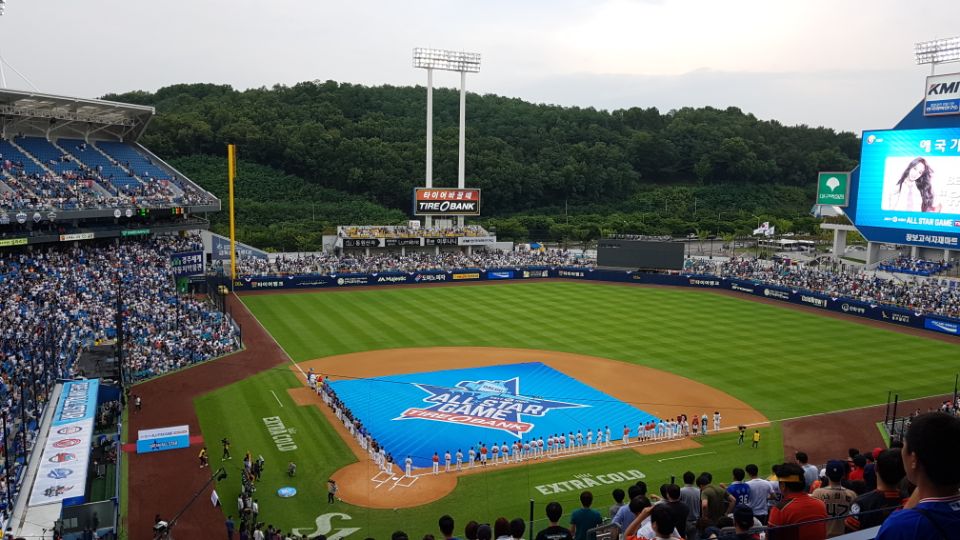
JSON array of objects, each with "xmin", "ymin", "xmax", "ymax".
[{"xmin": 413, "ymin": 188, "xmax": 481, "ymax": 216}]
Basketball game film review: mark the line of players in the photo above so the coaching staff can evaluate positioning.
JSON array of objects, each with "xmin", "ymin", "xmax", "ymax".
[{"xmin": 421, "ymin": 411, "xmax": 723, "ymax": 476}]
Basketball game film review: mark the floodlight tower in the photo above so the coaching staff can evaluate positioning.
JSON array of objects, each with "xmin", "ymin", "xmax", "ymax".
[
  {"xmin": 413, "ymin": 48, "xmax": 481, "ymax": 227},
  {"xmin": 915, "ymin": 36, "xmax": 960, "ymax": 74}
]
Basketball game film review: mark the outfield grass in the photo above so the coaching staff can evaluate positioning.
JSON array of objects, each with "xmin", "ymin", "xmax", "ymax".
[{"xmin": 194, "ymin": 282, "xmax": 960, "ymax": 538}]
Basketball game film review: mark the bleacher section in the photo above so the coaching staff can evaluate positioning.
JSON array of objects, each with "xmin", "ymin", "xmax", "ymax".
[
  {"xmin": 0, "ymin": 138, "xmax": 47, "ymax": 177},
  {"xmin": 58, "ymin": 138, "xmax": 140, "ymax": 192},
  {"xmin": 96, "ymin": 141, "xmax": 169, "ymax": 180},
  {"xmin": 14, "ymin": 137, "xmax": 81, "ymax": 177}
]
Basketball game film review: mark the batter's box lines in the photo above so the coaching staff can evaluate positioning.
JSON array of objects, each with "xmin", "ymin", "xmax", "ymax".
[
  {"xmin": 370, "ymin": 470, "xmax": 395, "ymax": 489},
  {"xmin": 390, "ymin": 474, "xmax": 418, "ymax": 491}
]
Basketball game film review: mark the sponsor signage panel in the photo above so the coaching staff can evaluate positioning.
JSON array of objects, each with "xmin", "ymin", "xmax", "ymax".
[
  {"xmin": 452, "ymin": 272, "xmax": 481, "ymax": 281},
  {"xmin": 424, "ymin": 237, "xmax": 459, "ymax": 246},
  {"xmin": 120, "ymin": 228, "xmax": 150, "ymax": 237},
  {"xmin": 170, "ymin": 251, "xmax": 204, "ymax": 277},
  {"xmin": 59, "ymin": 233, "xmax": 95, "ymax": 242},
  {"xmin": 924, "ymin": 72, "xmax": 960, "ymax": 116},
  {"xmin": 31, "ymin": 379, "xmax": 99, "ymax": 506},
  {"xmin": 925, "ymin": 317, "xmax": 959, "ymax": 335},
  {"xmin": 0, "ymin": 238, "xmax": 28, "ymax": 247},
  {"xmin": 413, "ymin": 188, "xmax": 481, "ymax": 216},
  {"xmin": 385, "ymin": 238, "xmax": 423, "ymax": 247},
  {"xmin": 458, "ymin": 236, "xmax": 495, "ymax": 246},
  {"xmin": 210, "ymin": 233, "xmax": 268, "ymax": 261},
  {"xmin": 342, "ymin": 238, "xmax": 381, "ymax": 248},
  {"xmin": 487, "ymin": 270, "xmax": 515, "ymax": 280},
  {"xmin": 816, "ymin": 172, "xmax": 850, "ymax": 206},
  {"xmin": 136, "ymin": 425, "xmax": 191, "ymax": 454}
]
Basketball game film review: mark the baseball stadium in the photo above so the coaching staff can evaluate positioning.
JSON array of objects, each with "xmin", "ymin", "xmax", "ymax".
[{"xmin": 1, "ymin": 4, "xmax": 960, "ymax": 540}]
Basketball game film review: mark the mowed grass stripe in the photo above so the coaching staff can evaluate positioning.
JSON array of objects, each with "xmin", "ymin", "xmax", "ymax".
[{"xmin": 241, "ymin": 282, "xmax": 960, "ymax": 417}]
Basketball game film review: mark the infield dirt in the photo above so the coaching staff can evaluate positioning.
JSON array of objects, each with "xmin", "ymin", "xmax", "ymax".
[{"xmin": 291, "ymin": 347, "xmax": 768, "ymax": 508}]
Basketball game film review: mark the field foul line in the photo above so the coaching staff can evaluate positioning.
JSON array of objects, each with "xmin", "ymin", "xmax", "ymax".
[
  {"xmin": 658, "ymin": 451, "xmax": 715, "ymax": 462},
  {"xmin": 771, "ymin": 391, "xmax": 956, "ymax": 424},
  {"xmin": 236, "ymin": 295, "xmax": 307, "ymax": 380},
  {"xmin": 270, "ymin": 390, "xmax": 283, "ymax": 407}
]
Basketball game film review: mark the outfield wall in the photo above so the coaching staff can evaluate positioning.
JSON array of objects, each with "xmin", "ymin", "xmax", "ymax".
[{"xmin": 232, "ymin": 268, "xmax": 960, "ymax": 337}]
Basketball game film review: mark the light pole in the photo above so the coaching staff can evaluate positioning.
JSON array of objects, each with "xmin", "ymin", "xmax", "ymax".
[
  {"xmin": 915, "ymin": 36, "xmax": 960, "ymax": 75},
  {"xmin": 413, "ymin": 47, "xmax": 481, "ymax": 228}
]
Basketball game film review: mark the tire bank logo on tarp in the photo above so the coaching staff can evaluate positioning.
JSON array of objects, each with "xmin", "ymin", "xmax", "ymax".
[{"xmin": 396, "ymin": 377, "xmax": 586, "ymax": 437}]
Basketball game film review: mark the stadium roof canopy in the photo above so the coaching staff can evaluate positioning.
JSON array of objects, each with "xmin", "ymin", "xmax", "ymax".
[{"xmin": 0, "ymin": 88, "xmax": 154, "ymax": 141}]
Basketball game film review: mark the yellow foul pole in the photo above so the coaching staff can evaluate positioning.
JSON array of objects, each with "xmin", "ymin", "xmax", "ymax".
[{"xmin": 228, "ymin": 144, "xmax": 237, "ymax": 281}]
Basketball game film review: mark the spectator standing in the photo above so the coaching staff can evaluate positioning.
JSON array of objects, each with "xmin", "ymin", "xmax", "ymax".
[
  {"xmin": 535, "ymin": 502, "xmax": 573, "ymax": 540},
  {"xmin": 609, "ymin": 488, "xmax": 626, "ymax": 519},
  {"xmin": 767, "ymin": 463, "xmax": 827, "ymax": 540},
  {"xmin": 727, "ymin": 468, "xmax": 752, "ymax": 507},
  {"xmin": 745, "ymin": 464, "xmax": 774, "ymax": 525},
  {"xmin": 569, "ymin": 491, "xmax": 603, "ymax": 540},
  {"xmin": 844, "ymin": 448, "xmax": 906, "ymax": 533},
  {"xmin": 698, "ymin": 473, "xmax": 734, "ymax": 532},
  {"xmin": 796, "ymin": 452, "xmax": 819, "ymax": 492},
  {"xmin": 812, "ymin": 460, "xmax": 857, "ymax": 538},
  {"xmin": 877, "ymin": 412, "xmax": 960, "ymax": 539},
  {"xmin": 679, "ymin": 471, "xmax": 701, "ymax": 540}
]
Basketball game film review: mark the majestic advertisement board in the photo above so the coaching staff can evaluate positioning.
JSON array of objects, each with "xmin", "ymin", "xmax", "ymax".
[
  {"xmin": 31, "ymin": 379, "xmax": 100, "ymax": 506},
  {"xmin": 413, "ymin": 188, "xmax": 481, "ymax": 216},
  {"xmin": 925, "ymin": 73, "xmax": 960, "ymax": 117},
  {"xmin": 210, "ymin": 233, "xmax": 269, "ymax": 261},
  {"xmin": 816, "ymin": 172, "xmax": 850, "ymax": 206},
  {"xmin": 854, "ymin": 127, "xmax": 960, "ymax": 247}
]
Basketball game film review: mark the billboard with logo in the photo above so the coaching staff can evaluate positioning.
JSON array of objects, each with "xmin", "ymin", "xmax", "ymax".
[
  {"xmin": 413, "ymin": 188, "xmax": 481, "ymax": 216},
  {"xmin": 31, "ymin": 379, "xmax": 99, "ymax": 506},
  {"xmin": 816, "ymin": 172, "xmax": 850, "ymax": 206},
  {"xmin": 925, "ymin": 72, "xmax": 960, "ymax": 116},
  {"xmin": 852, "ymin": 127, "xmax": 960, "ymax": 247}
]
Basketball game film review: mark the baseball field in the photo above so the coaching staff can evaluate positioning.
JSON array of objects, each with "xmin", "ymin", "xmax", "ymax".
[{"xmin": 189, "ymin": 281, "xmax": 960, "ymax": 539}]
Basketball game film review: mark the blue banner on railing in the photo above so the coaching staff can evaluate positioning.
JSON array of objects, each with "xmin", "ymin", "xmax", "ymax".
[
  {"xmin": 233, "ymin": 267, "xmax": 954, "ymax": 336},
  {"xmin": 54, "ymin": 379, "xmax": 100, "ymax": 427}
]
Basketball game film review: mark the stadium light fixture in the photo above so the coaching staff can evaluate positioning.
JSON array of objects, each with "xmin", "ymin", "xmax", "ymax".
[
  {"xmin": 413, "ymin": 48, "xmax": 482, "ymax": 228},
  {"xmin": 915, "ymin": 37, "xmax": 960, "ymax": 72}
]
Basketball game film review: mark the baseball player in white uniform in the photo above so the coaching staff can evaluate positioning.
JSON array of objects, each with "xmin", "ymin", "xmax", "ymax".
[
  {"xmin": 405, "ymin": 456, "xmax": 413, "ymax": 477},
  {"xmin": 444, "ymin": 450, "xmax": 451, "ymax": 472},
  {"xmin": 456, "ymin": 449, "xmax": 463, "ymax": 471}
]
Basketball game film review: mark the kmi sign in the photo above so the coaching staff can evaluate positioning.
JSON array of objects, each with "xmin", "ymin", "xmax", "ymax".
[{"xmin": 924, "ymin": 72, "xmax": 960, "ymax": 116}]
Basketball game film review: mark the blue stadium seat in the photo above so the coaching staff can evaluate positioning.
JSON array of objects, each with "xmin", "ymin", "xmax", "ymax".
[
  {"xmin": 96, "ymin": 141, "xmax": 171, "ymax": 180},
  {"xmin": 57, "ymin": 138, "xmax": 141, "ymax": 192},
  {"xmin": 0, "ymin": 139, "xmax": 47, "ymax": 177},
  {"xmin": 14, "ymin": 137, "xmax": 83, "ymax": 176}
]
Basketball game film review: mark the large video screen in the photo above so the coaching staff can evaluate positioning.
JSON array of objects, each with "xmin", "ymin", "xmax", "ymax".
[{"xmin": 857, "ymin": 127, "xmax": 960, "ymax": 233}]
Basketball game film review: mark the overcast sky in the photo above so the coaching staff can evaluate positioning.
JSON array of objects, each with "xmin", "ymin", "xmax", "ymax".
[{"xmin": 1, "ymin": 0, "xmax": 958, "ymax": 133}]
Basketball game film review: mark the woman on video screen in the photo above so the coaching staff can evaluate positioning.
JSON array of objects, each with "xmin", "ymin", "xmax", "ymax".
[{"xmin": 888, "ymin": 157, "xmax": 941, "ymax": 213}]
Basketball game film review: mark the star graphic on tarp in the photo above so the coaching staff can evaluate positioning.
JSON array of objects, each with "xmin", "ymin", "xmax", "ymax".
[{"xmin": 395, "ymin": 376, "xmax": 587, "ymax": 437}]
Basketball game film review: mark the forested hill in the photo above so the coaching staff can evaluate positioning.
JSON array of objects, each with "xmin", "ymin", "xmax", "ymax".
[{"xmin": 105, "ymin": 81, "xmax": 860, "ymax": 218}]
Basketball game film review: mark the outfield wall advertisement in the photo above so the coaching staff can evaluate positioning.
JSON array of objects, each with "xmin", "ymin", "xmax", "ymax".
[{"xmin": 233, "ymin": 268, "xmax": 955, "ymax": 335}]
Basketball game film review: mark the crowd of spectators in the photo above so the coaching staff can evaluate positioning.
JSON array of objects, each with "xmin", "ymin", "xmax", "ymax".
[
  {"xmin": 234, "ymin": 249, "xmax": 593, "ymax": 276},
  {"xmin": 338, "ymin": 225, "xmax": 489, "ymax": 239},
  {"xmin": 345, "ymin": 412, "xmax": 960, "ymax": 540},
  {"xmin": 687, "ymin": 257, "xmax": 960, "ymax": 319},
  {"xmin": 878, "ymin": 256, "xmax": 953, "ymax": 277},
  {"xmin": 1, "ymin": 143, "xmax": 216, "ymax": 211},
  {"xmin": 0, "ymin": 233, "xmax": 237, "ymax": 515}
]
